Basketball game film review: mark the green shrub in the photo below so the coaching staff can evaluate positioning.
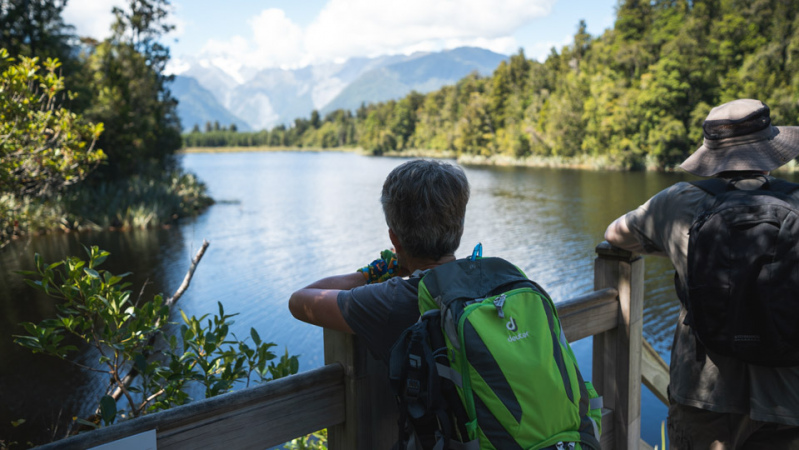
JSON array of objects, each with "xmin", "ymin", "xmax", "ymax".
[{"xmin": 14, "ymin": 246, "xmax": 297, "ymax": 432}]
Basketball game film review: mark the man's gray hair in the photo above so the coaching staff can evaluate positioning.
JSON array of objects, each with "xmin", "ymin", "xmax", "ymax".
[{"xmin": 381, "ymin": 159, "xmax": 470, "ymax": 260}]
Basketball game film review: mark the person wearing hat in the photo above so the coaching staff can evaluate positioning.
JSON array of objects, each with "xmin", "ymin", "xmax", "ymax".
[{"xmin": 605, "ymin": 98, "xmax": 799, "ymax": 448}]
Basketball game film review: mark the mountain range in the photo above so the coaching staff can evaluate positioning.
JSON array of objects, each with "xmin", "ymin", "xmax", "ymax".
[{"xmin": 171, "ymin": 46, "xmax": 507, "ymax": 132}]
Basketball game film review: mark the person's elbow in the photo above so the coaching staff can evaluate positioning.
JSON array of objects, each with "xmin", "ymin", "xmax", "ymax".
[
  {"xmin": 288, "ymin": 289, "xmax": 310, "ymax": 322},
  {"xmin": 604, "ymin": 218, "xmax": 623, "ymax": 245},
  {"xmin": 288, "ymin": 288, "xmax": 354, "ymax": 333}
]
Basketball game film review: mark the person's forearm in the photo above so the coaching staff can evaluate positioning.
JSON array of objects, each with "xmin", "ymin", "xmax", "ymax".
[
  {"xmin": 287, "ymin": 272, "xmax": 364, "ymax": 333},
  {"xmin": 304, "ymin": 272, "xmax": 366, "ymax": 290}
]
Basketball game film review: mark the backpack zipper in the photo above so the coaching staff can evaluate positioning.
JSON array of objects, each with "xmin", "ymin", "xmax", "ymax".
[{"xmin": 493, "ymin": 294, "xmax": 506, "ymax": 318}]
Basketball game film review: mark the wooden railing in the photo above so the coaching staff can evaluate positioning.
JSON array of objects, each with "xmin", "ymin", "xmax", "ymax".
[{"xmin": 39, "ymin": 243, "xmax": 670, "ymax": 450}]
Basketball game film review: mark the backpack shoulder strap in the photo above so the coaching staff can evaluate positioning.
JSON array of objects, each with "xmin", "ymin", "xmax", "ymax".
[{"xmin": 765, "ymin": 177, "xmax": 799, "ymax": 195}]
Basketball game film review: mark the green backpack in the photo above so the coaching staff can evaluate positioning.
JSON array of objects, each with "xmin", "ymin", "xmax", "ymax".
[{"xmin": 389, "ymin": 245, "xmax": 602, "ymax": 450}]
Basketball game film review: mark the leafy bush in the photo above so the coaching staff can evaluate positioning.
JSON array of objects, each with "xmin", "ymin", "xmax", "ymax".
[
  {"xmin": 0, "ymin": 48, "xmax": 105, "ymax": 198},
  {"xmin": 14, "ymin": 246, "xmax": 297, "ymax": 432}
]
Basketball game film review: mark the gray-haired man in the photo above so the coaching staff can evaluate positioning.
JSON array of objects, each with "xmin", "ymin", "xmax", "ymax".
[
  {"xmin": 289, "ymin": 159, "xmax": 470, "ymax": 363},
  {"xmin": 606, "ymin": 99, "xmax": 799, "ymax": 448}
]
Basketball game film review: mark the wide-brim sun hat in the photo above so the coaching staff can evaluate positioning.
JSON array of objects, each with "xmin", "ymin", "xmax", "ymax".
[{"xmin": 680, "ymin": 98, "xmax": 799, "ymax": 177}]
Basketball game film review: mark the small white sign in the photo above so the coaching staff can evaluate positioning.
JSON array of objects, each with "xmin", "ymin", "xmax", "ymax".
[{"xmin": 89, "ymin": 429, "xmax": 157, "ymax": 450}]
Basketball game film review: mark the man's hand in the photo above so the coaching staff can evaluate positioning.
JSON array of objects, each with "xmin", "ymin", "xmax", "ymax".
[{"xmin": 358, "ymin": 249, "xmax": 405, "ymax": 283}]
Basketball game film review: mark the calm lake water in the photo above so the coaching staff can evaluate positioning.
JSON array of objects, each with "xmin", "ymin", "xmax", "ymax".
[{"xmin": 4, "ymin": 151, "xmax": 773, "ymax": 446}]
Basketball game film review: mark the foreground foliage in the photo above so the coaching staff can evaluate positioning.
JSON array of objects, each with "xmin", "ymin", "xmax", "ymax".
[
  {"xmin": 0, "ymin": 49, "xmax": 105, "ymax": 198},
  {"xmin": 286, "ymin": 429, "xmax": 328, "ymax": 450},
  {"xmin": 14, "ymin": 247, "xmax": 298, "ymax": 434}
]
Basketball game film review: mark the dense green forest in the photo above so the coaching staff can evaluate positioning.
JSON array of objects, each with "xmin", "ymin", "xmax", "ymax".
[
  {"xmin": 185, "ymin": 0, "xmax": 799, "ymax": 170},
  {"xmin": 1, "ymin": 0, "xmax": 210, "ymax": 247}
]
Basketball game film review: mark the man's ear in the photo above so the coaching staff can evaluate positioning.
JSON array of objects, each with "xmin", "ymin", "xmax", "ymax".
[{"xmin": 388, "ymin": 229, "xmax": 402, "ymax": 253}]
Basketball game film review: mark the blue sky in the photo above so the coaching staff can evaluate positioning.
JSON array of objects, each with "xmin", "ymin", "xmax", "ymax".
[{"xmin": 63, "ymin": 0, "xmax": 618, "ymax": 72}]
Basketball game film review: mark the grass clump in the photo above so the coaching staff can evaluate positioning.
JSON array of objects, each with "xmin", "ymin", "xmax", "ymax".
[{"xmin": 1, "ymin": 170, "xmax": 213, "ymax": 247}]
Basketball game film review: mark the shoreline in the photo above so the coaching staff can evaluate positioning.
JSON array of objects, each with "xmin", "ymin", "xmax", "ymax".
[
  {"xmin": 180, "ymin": 146, "xmax": 799, "ymax": 173},
  {"xmin": 180, "ymin": 146, "xmax": 668, "ymax": 171}
]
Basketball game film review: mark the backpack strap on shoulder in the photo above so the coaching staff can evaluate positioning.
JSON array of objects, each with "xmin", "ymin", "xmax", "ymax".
[{"xmin": 765, "ymin": 177, "xmax": 799, "ymax": 194}]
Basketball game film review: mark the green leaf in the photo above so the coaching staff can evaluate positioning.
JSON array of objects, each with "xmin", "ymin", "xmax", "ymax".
[
  {"xmin": 93, "ymin": 252, "xmax": 109, "ymax": 267},
  {"xmin": 250, "ymin": 328, "xmax": 261, "ymax": 346},
  {"xmin": 20, "ymin": 322, "xmax": 38, "ymax": 335},
  {"xmin": 11, "ymin": 418, "xmax": 26, "ymax": 427},
  {"xmin": 23, "ymin": 279, "xmax": 44, "ymax": 291},
  {"xmin": 13, "ymin": 336, "xmax": 42, "ymax": 351},
  {"xmin": 74, "ymin": 418, "xmax": 99, "ymax": 430},
  {"xmin": 84, "ymin": 268, "xmax": 100, "ymax": 279},
  {"xmin": 99, "ymin": 395, "xmax": 117, "ymax": 425}
]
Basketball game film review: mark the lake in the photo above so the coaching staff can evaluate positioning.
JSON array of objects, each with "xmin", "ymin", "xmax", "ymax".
[{"xmin": 0, "ymin": 151, "xmax": 735, "ymax": 446}]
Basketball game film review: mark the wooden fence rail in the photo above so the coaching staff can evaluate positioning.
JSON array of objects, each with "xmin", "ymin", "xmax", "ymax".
[{"xmin": 38, "ymin": 243, "xmax": 670, "ymax": 450}]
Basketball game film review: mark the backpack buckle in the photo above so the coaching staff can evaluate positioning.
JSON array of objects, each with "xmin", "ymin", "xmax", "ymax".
[{"xmin": 405, "ymin": 378, "xmax": 421, "ymax": 398}]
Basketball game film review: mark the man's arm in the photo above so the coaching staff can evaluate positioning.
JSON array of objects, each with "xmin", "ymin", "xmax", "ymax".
[
  {"xmin": 288, "ymin": 272, "xmax": 365, "ymax": 334},
  {"xmin": 604, "ymin": 214, "xmax": 648, "ymax": 253}
]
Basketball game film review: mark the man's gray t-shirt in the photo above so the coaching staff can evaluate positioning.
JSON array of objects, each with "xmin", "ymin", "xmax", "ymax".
[
  {"xmin": 336, "ymin": 276, "xmax": 419, "ymax": 364},
  {"xmin": 623, "ymin": 179, "xmax": 799, "ymax": 426}
]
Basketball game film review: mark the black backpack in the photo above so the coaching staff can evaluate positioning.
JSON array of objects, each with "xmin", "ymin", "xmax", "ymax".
[{"xmin": 679, "ymin": 175, "xmax": 799, "ymax": 366}]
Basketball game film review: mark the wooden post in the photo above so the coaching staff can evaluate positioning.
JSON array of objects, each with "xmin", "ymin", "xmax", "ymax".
[
  {"xmin": 594, "ymin": 242, "xmax": 644, "ymax": 450},
  {"xmin": 324, "ymin": 329, "xmax": 398, "ymax": 450}
]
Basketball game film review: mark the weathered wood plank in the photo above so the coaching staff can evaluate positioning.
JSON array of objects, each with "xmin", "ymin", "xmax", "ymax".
[
  {"xmin": 642, "ymin": 338, "xmax": 670, "ymax": 406},
  {"xmin": 624, "ymin": 256, "xmax": 644, "ymax": 450},
  {"xmin": 594, "ymin": 243, "xmax": 643, "ymax": 450},
  {"xmin": 37, "ymin": 364, "xmax": 345, "ymax": 450},
  {"xmin": 558, "ymin": 287, "xmax": 620, "ymax": 342},
  {"xmin": 324, "ymin": 329, "xmax": 398, "ymax": 450}
]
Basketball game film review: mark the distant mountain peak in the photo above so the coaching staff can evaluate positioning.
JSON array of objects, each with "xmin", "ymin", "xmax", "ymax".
[{"xmin": 172, "ymin": 46, "xmax": 508, "ymax": 132}]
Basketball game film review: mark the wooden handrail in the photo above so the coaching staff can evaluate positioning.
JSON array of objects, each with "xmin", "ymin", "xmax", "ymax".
[
  {"xmin": 41, "ymin": 242, "xmax": 670, "ymax": 450},
  {"xmin": 36, "ymin": 364, "xmax": 345, "ymax": 450},
  {"xmin": 559, "ymin": 287, "xmax": 619, "ymax": 341},
  {"xmin": 642, "ymin": 338, "xmax": 670, "ymax": 405}
]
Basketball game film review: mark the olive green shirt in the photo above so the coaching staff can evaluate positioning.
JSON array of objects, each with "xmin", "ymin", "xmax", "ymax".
[{"xmin": 623, "ymin": 179, "xmax": 799, "ymax": 426}]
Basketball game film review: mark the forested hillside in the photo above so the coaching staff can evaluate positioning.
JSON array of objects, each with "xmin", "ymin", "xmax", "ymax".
[{"xmin": 185, "ymin": 0, "xmax": 799, "ymax": 170}]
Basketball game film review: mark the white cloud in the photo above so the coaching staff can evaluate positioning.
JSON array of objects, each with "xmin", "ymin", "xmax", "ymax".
[
  {"xmin": 198, "ymin": 9, "xmax": 308, "ymax": 77},
  {"xmin": 305, "ymin": 0, "xmax": 554, "ymax": 60},
  {"xmin": 62, "ymin": 0, "xmax": 125, "ymax": 40},
  {"xmin": 63, "ymin": 0, "xmax": 184, "ymax": 41},
  {"xmin": 196, "ymin": 0, "xmax": 555, "ymax": 72}
]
